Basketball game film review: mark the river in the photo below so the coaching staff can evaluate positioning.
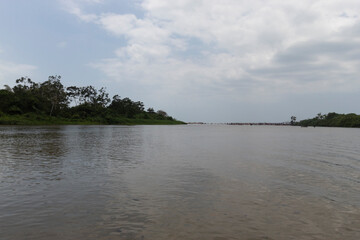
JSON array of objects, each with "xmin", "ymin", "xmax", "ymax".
[{"xmin": 0, "ymin": 125, "xmax": 359, "ymax": 239}]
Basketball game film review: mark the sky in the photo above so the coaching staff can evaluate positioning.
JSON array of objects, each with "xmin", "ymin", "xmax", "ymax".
[{"xmin": 1, "ymin": 0, "xmax": 360, "ymax": 123}]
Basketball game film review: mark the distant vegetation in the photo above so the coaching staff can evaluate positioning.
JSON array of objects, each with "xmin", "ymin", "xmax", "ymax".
[
  {"xmin": 297, "ymin": 112, "xmax": 360, "ymax": 128},
  {"xmin": 0, "ymin": 76, "xmax": 185, "ymax": 125}
]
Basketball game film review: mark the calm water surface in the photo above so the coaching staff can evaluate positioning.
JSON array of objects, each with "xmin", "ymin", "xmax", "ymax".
[{"xmin": 0, "ymin": 125, "xmax": 359, "ymax": 240}]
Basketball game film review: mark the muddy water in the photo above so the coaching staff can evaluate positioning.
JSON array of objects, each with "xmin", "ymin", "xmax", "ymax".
[{"xmin": 0, "ymin": 125, "xmax": 359, "ymax": 239}]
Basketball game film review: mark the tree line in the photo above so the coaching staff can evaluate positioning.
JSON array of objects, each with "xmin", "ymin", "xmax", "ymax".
[
  {"xmin": 0, "ymin": 75, "xmax": 176, "ymax": 124},
  {"xmin": 296, "ymin": 112, "xmax": 360, "ymax": 128}
]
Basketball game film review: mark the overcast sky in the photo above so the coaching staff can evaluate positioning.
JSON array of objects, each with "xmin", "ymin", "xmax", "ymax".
[{"xmin": 1, "ymin": 0, "xmax": 360, "ymax": 122}]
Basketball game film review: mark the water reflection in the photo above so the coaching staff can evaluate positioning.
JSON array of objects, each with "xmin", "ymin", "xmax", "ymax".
[
  {"xmin": 0, "ymin": 126, "xmax": 66, "ymax": 183},
  {"xmin": 0, "ymin": 126, "xmax": 148, "ymax": 240},
  {"xmin": 0, "ymin": 125, "xmax": 359, "ymax": 239}
]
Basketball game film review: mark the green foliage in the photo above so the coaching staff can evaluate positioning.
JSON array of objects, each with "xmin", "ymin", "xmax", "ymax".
[
  {"xmin": 8, "ymin": 106, "xmax": 23, "ymax": 115},
  {"xmin": 290, "ymin": 116, "xmax": 296, "ymax": 125},
  {"xmin": 298, "ymin": 112, "xmax": 360, "ymax": 128},
  {"xmin": 40, "ymin": 75, "xmax": 68, "ymax": 116},
  {"xmin": 157, "ymin": 110, "xmax": 167, "ymax": 117},
  {"xmin": 0, "ymin": 75, "xmax": 185, "ymax": 125},
  {"xmin": 109, "ymin": 95, "xmax": 144, "ymax": 118}
]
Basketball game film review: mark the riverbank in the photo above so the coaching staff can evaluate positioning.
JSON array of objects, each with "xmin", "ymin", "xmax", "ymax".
[
  {"xmin": 297, "ymin": 112, "xmax": 360, "ymax": 128},
  {"xmin": 0, "ymin": 114, "xmax": 186, "ymax": 125}
]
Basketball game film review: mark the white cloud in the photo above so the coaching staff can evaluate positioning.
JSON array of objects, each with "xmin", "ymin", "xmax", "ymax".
[
  {"xmin": 98, "ymin": 14, "xmax": 137, "ymax": 36},
  {"xmin": 0, "ymin": 60, "xmax": 37, "ymax": 87},
  {"xmin": 60, "ymin": 0, "xmax": 102, "ymax": 22},
  {"xmin": 63, "ymin": 0, "xmax": 360, "ymax": 101}
]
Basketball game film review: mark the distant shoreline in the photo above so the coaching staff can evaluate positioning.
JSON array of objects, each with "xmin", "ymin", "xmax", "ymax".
[
  {"xmin": 187, "ymin": 122, "xmax": 290, "ymax": 126},
  {"xmin": 188, "ymin": 112, "xmax": 360, "ymax": 128}
]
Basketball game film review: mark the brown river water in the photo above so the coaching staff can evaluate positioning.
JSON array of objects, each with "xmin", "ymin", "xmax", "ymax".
[{"xmin": 0, "ymin": 125, "xmax": 359, "ymax": 240}]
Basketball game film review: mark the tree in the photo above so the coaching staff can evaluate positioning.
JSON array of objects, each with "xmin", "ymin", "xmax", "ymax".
[
  {"xmin": 157, "ymin": 110, "xmax": 168, "ymax": 117},
  {"xmin": 325, "ymin": 112, "xmax": 338, "ymax": 120},
  {"xmin": 13, "ymin": 77, "xmax": 36, "ymax": 92},
  {"xmin": 94, "ymin": 87, "xmax": 110, "ymax": 107},
  {"xmin": 9, "ymin": 77, "xmax": 43, "ymax": 113},
  {"xmin": 109, "ymin": 96, "xmax": 145, "ymax": 118},
  {"xmin": 66, "ymin": 86, "xmax": 80, "ymax": 106},
  {"xmin": 40, "ymin": 75, "xmax": 68, "ymax": 116},
  {"xmin": 290, "ymin": 116, "xmax": 297, "ymax": 125},
  {"xmin": 316, "ymin": 112, "xmax": 326, "ymax": 120},
  {"xmin": 134, "ymin": 101, "xmax": 144, "ymax": 112},
  {"xmin": 0, "ymin": 75, "xmax": 179, "ymax": 124},
  {"xmin": 0, "ymin": 89, "xmax": 15, "ymax": 113},
  {"xmin": 79, "ymin": 86, "xmax": 97, "ymax": 105},
  {"xmin": 3, "ymin": 85, "xmax": 13, "ymax": 92},
  {"xmin": 109, "ymin": 95, "xmax": 125, "ymax": 114}
]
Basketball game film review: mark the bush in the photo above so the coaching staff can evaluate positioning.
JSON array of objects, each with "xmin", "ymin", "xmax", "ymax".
[{"xmin": 8, "ymin": 106, "xmax": 22, "ymax": 115}]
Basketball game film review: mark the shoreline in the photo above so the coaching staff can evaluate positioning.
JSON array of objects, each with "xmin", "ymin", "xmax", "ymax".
[{"xmin": 0, "ymin": 114, "xmax": 186, "ymax": 126}]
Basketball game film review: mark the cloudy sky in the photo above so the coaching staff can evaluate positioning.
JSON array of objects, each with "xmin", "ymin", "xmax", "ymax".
[{"xmin": 1, "ymin": 0, "xmax": 360, "ymax": 122}]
